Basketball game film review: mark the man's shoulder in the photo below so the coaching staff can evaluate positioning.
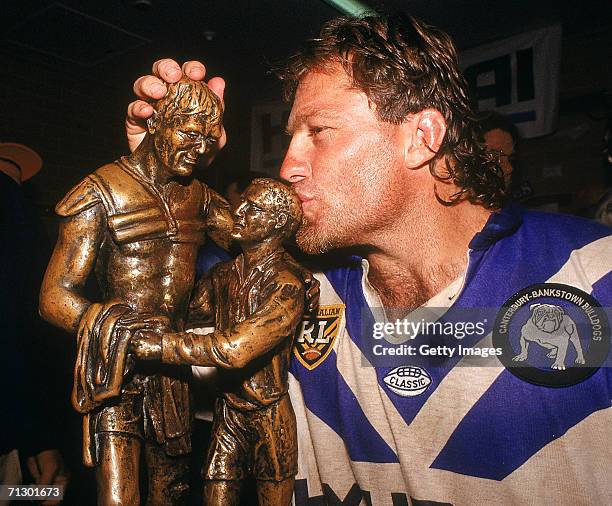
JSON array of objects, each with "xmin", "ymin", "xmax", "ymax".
[
  {"xmin": 513, "ymin": 209, "xmax": 611, "ymax": 273},
  {"xmin": 275, "ymin": 263, "xmax": 304, "ymax": 289},
  {"xmin": 519, "ymin": 208, "xmax": 610, "ymax": 243},
  {"xmin": 307, "ymin": 257, "xmax": 361, "ymax": 283},
  {"xmin": 55, "ymin": 163, "xmax": 118, "ymax": 218}
]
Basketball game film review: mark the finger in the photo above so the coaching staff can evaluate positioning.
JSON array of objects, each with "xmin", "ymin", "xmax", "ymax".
[
  {"xmin": 127, "ymin": 100, "xmax": 154, "ymax": 122},
  {"xmin": 218, "ymin": 126, "xmax": 227, "ymax": 150},
  {"xmin": 121, "ymin": 321, "xmax": 154, "ymax": 331},
  {"xmin": 200, "ymin": 126, "xmax": 227, "ymax": 167},
  {"xmin": 182, "ymin": 61, "xmax": 206, "ymax": 81},
  {"xmin": 134, "ymin": 318, "xmax": 169, "ymax": 329},
  {"xmin": 152, "ymin": 58, "xmax": 183, "ymax": 82},
  {"xmin": 41, "ymin": 472, "xmax": 68, "ymax": 506},
  {"xmin": 207, "ymin": 76, "xmax": 226, "ymax": 103},
  {"xmin": 38, "ymin": 464, "xmax": 58, "ymax": 486},
  {"xmin": 26, "ymin": 456, "xmax": 41, "ymax": 482},
  {"xmin": 133, "ymin": 75, "xmax": 167, "ymax": 101}
]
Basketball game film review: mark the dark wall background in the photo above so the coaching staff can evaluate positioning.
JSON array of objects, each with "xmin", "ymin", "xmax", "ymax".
[{"xmin": 2, "ymin": 0, "xmax": 610, "ymax": 214}]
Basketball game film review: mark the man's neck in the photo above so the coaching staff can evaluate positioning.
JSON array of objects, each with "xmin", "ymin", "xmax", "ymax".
[
  {"xmin": 241, "ymin": 239, "xmax": 284, "ymax": 272},
  {"xmin": 363, "ymin": 198, "xmax": 491, "ymax": 309},
  {"xmin": 127, "ymin": 136, "xmax": 171, "ymax": 186}
]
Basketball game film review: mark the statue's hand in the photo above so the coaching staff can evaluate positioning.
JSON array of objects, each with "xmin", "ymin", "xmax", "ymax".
[
  {"xmin": 283, "ymin": 253, "xmax": 320, "ymax": 314},
  {"xmin": 126, "ymin": 58, "xmax": 227, "ymax": 159},
  {"xmin": 130, "ymin": 330, "xmax": 163, "ymax": 360},
  {"xmin": 116, "ymin": 313, "xmax": 171, "ymax": 334},
  {"xmin": 304, "ymin": 271, "xmax": 320, "ymax": 314}
]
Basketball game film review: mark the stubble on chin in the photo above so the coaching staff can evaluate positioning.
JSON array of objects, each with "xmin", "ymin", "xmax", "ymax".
[
  {"xmin": 296, "ymin": 218, "xmax": 331, "ymax": 254},
  {"xmin": 295, "ymin": 208, "xmax": 354, "ymax": 255}
]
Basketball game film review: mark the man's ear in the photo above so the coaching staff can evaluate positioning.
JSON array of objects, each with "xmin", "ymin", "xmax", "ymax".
[
  {"xmin": 403, "ymin": 109, "xmax": 447, "ymax": 168},
  {"xmin": 275, "ymin": 213, "xmax": 288, "ymax": 229},
  {"xmin": 147, "ymin": 111, "xmax": 160, "ymax": 134}
]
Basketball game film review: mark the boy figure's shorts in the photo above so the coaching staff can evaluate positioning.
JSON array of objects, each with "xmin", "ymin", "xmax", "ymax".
[{"xmin": 205, "ymin": 394, "xmax": 297, "ymax": 482}]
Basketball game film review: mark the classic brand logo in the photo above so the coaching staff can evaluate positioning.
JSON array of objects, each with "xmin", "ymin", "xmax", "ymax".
[
  {"xmin": 493, "ymin": 283, "xmax": 610, "ymax": 387},
  {"xmin": 383, "ymin": 366, "xmax": 432, "ymax": 397},
  {"xmin": 294, "ymin": 304, "xmax": 345, "ymax": 370}
]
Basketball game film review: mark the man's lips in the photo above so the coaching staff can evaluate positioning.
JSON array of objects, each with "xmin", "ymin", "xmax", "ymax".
[
  {"xmin": 232, "ymin": 221, "xmax": 245, "ymax": 233},
  {"xmin": 294, "ymin": 189, "xmax": 315, "ymax": 204}
]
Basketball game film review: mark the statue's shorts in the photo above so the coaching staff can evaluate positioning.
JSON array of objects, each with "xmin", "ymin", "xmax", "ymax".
[
  {"xmin": 205, "ymin": 394, "xmax": 297, "ymax": 482},
  {"xmin": 94, "ymin": 375, "xmax": 145, "ymax": 439}
]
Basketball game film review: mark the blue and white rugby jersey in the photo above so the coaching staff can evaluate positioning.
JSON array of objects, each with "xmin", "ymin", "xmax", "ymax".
[{"xmin": 289, "ymin": 205, "xmax": 612, "ymax": 505}]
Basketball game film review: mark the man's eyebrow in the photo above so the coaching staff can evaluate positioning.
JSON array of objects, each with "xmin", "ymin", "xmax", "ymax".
[
  {"xmin": 246, "ymin": 197, "xmax": 264, "ymax": 209},
  {"xmin": 285, "ymin": 109, "xmax": 342, "ymax": 134}
]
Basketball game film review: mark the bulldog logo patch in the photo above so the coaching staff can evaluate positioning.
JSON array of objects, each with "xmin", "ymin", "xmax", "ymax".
[
  {"xmin": 294, "ymin": 304, "xmax": 345, "ymax": 370},
  {"xmin": 493, "ymin": 283, "xmax": 610, "ymax": 387}
]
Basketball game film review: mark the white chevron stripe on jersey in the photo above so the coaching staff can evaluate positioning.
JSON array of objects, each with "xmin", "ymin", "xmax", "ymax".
[
  {"xmin": 547, "ymin": 235, "xmax": 612, "ymax": 291},
  {"xmin": 289, "ymin": 373, "xmax": 327, "ymax": 500},
  {"xmin": 503, "ymin": 407, "xmax": 612, "ymax": 503},
  {"xmin": 319, "ymin": 272, "xmax": 401, "ymax": 457},
  {"xmin": 289, "ymin": 375, "xmax": 359, "ymax": 494}
]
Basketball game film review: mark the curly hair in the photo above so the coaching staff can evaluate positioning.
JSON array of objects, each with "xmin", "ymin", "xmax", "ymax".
[
  {"xmin": 278, "ymin": 13, "xmax": 505, "ymax": 208},
  {"xmin": 155, "ymin": 77, "xmax": 223, "ymax": 124}
]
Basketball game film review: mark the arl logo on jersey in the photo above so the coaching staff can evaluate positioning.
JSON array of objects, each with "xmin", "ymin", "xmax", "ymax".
[{"xmin": 294, "ymin": 304, "xmax": 345, "ymax": 370}]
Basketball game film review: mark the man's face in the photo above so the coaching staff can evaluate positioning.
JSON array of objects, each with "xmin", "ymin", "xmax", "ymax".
[
  {"xmin": 231, "ymin": 185, "xmax": 283, "ymax": 244},
  {"xmin": 484, "ymin": 128, "xmax": 515, "ymax": 186},
  {"xmin": 154, "ymin": 112, "xmax": 222, "ymax": 177},
  {"xmin": 279, "ymin": 67, "xmax": 408, "ymax": 254}
]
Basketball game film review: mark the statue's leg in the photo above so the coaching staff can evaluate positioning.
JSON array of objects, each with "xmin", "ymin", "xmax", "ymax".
[
  {"xmin": 95, "ymin": 387, "xmax": 145, "ymax": 505},
  {"xmin": 144, "ymin": 439, "xmax": 190, "ymax": 506},
  {"xmin": 203, "ymin": 400, "xmax": 247, "ymax": 504},
  {"xmin": 95, "ymin": 432, "xmax": 141, "ymax": 506},
  {"xmin": 204, "ymin": 480, "xmax": 241, "ymax": 505},
  {"xmin": 252, "ymin": 396, "xmax": 298, "ymax": 506},
  {"xmin": 256, "ymin": 478, "xmax": 295, "ymax": 506}
]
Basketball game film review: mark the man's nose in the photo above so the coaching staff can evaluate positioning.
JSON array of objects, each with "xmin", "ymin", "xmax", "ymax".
[
  {"xmin": 195, "ymin": 137, "xmax": 206, "ymax": 154},
  {"xmin": 279, "ymin": 140, "xmax": 310, "ymax": 183},
  {"xmin": 234, "ymin": 201, "xmax": 246, "ymax": 218}
]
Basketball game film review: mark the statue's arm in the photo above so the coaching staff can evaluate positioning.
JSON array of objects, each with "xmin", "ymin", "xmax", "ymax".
[
  {"xmin": 39, "ymin": 204, "xmax": 105, "ymax": 334},
  {"xmin": 187, "ymin": 275, "xmax": 215, "ymax": 326},
  {"xmin": 205, "ymin": 188, "xmax": 233, "ymax": 251},
  {"xmin": 162, "ymin": 273, "xmax": 305, "ymax": 368}
]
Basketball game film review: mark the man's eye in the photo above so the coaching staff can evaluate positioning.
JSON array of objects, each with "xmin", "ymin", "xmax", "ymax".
[
  {"xmin": 311, "ymin": 127, "xmax": 326, "ymax": 136},
  {"xmin": 205, "ymin": 137, "xmax": 217, "ymax": 145}
]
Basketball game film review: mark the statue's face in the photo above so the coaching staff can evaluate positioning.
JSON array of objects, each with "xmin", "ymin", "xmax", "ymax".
[
  {"xmin": 231, "ymin": 185, "xmax": 285, "ymax": 244},
  {"xmin": 153, "ymin": 111, "xmax": 222, "ymax": 177}
]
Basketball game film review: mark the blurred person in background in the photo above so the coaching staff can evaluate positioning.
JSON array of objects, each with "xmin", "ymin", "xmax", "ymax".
[{"xmin": 476, "ymin": 110, "xmax": 533, "ymax": 201}]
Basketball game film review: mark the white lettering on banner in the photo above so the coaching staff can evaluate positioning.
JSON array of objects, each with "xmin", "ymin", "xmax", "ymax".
[{"xmin": 460, "ymin": 25, "xmax": 562, "ymax": 138}]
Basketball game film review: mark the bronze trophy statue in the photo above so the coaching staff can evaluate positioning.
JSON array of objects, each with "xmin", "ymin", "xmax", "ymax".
[
  {"xmin": 40, "ymin": 78, "xmax": 233, "ymax": 505},
  {"xmin": 131, "ymin": 178, "xmax": 304, "ymax": 506}
]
